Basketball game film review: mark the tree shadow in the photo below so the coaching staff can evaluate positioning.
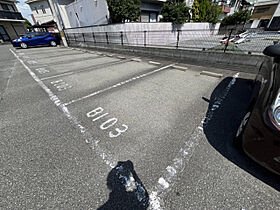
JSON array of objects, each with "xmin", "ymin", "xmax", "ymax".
[
  {"xmin": 98, "ymin": 160, "xmax": 149, "ymax": 210},
  {"xmin": 203, "ymin": 76, "xmax": 280, "ymax": 191}
]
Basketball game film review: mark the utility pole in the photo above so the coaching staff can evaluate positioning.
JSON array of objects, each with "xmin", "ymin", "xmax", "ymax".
[{"xmin": 48, "ymin": 0, "xmax": 68, "ymax": 47}]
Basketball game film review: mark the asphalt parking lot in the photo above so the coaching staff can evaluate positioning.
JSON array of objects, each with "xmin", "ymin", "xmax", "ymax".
[{"xmin": 1, "ymin": 45, "xmax": 279, "ymax": 209}]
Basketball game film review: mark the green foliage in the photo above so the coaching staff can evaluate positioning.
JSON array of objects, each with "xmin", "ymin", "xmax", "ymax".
[
  {"xmin": 221, "ymin": 10, "xmax": 251, "ymax": 26},
  {"xmin": 191, "ymin": 0, "xmax": 200, "ymax": 22},
  {"xmin": 206, "ymin": 3, "xmax": 222, "ymax": 24},
  {"xmin": 161, "ymin": 0, "xmax": 191, "ymax": 25},
  {"xmin": 191, "ymin": 0, "xmax": 222, "ymax": 24},
  {"xmin": 107, "ymin": 0, "xmax": 141, "ymax": 23},
  {"xmin": 24, "ymin": 18, "xmax": 32, "ymax": 29}
]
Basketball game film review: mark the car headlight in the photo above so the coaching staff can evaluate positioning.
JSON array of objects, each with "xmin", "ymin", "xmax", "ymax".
[
  {"xmin": 274, "ymin": 107, "xmax": 280, "ymax": 125},
  {"xmin": 270, "ymin": 90, "xmax": 280, "ymax": 129}
]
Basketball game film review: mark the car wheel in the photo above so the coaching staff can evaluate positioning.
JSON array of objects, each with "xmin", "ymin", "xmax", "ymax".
[
  {"xmin": 50, "ymin": 40, "xmax": 57, "ymax": 47},
  {"xmin": 20, "ymin": 42, "xmax": 28, "ymax": 49},
  {"xmin": 234, "ymin": 111, "xmax": 251, "ymax": 148}
]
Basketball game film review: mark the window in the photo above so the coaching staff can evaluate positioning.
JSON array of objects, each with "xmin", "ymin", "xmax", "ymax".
[
  {"xmin": 41, "ymin": 5, "xmax": 46, "ymax": 14},
  {"xmin": 150, "ymin": 12, "xmax": 157, "ymax": 22},
  {"xmin": 258, "ymin": 19, "xmax": 270, "ymax": 28},
  {"xmin": 140, "ymin": 11, "xmax": 158, "ymax": 22},
  {"xmin": 35, "ymin": 32, "xmax": 47, "ymax": 37},
  {"xmin": 35, "ymin": 6, "xmax": 38, "ymax": 14},
  {"xmin": 7, "ymin": 4, "xmax": 15, "ymax": 11},
  {"xmin": 140, "ymin": 11, "xmax": 149, "ymax": 22},
  {"xmin": 0, "ymin": 25, "xmax": 10, "ymax": 41},
  {"xmin": 0, "ymin": 3, "xmax": 9, "ymax": 11}
]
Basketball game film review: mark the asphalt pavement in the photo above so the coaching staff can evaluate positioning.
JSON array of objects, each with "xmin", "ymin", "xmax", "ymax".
[{"xmin": 0, "ymin": 44, "xmax": 279, "ymax": 209}]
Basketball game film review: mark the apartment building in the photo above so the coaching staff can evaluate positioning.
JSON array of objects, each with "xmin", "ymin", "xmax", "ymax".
[
  {"xmin": 26, "ymin": 0, "xmax": 74, "ymax": 31},
  {"xmin": 66, "ymin": 0, "xmax": 167, "ymax": 28},
  {"xmin": 0, "ymin": 0, "xmax": 27, "ymax": 41},
  {"xmin": 250, "ymin": 0, "xmax": 279, "ymax": 29}
]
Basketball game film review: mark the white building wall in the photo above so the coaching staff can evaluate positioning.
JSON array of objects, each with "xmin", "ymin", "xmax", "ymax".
[
  {"xmin": 27, "ymin": 0, "xmax": 73, "ymax": 28},
  {"xmin": 251, "ymin": 19, "xmax": 260, "ymax": 28},
  {"xmin": 66, "ymin": 0, "xmax": 109, "ymax": 28},
  {"xmin": 28, "ymin": 0, "xmax": 53, "ymax": 24}
]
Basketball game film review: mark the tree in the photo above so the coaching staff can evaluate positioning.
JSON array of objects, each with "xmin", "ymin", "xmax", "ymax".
[
  {"xmin": 107, "ymin": 0, "xmax": 141, "ymax": 23},
  {"xmin": 24, "ymin": 18, "xmax": 32, "ymax": 30},
  {"xmin": 191, "ymin": 0, "xmax": 222, "ymax": 24},
  {"xmin": 161, "ymin": 0, "xmax": 191, "ymax": 25},
  {"xmin": 221, "ymin": 10, "xmax": 251, "ymax": 26},
  {"xmin": 191, "ymin": 0, "xmax": 200, "ymax": 22}
]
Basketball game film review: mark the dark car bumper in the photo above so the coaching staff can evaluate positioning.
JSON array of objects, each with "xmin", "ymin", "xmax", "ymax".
[
  {"xmin": 11, "ymin": 41, "xmax": 20, "ymax": 47},
  {"xmin": 242, "ymin": 108, "xmax": 280, "ymax": 175}
]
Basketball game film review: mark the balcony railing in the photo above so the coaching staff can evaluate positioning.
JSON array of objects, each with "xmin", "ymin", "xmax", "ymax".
[{"xmin": 0, "ymin": 10, "xmax": 24, "ymax": 20}]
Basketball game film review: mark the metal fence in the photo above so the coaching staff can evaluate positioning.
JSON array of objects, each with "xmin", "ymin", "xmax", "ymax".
[{"xmin": 64, "ymin": 28, "xmax": 280, "ymax": 54}]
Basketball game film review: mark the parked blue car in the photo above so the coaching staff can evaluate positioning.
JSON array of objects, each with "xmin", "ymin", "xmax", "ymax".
[{"xmin": 11, "ymin": 32, "xmax": 58, "ymax": 49}]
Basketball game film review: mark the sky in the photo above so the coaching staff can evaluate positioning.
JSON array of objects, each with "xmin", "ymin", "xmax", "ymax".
[{"xmin": 16, "ymin": 0, "xmax": 33, "ymax": 23}]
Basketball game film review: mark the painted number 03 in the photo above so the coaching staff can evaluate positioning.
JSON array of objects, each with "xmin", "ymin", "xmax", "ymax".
[{"xmin": 87, "ymin": 107, "xmax": 128, "ymax": 138}]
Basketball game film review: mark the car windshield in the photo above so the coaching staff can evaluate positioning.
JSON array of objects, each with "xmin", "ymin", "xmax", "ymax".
[{"xmin": 24, "ymin": 32, "xmax": 48, "ymax": 38}]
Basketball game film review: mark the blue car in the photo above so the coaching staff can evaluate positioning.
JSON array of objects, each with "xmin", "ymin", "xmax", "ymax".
[{"xmin": 11, "ymin": 32, "xmax": 58, "ymax": 49}]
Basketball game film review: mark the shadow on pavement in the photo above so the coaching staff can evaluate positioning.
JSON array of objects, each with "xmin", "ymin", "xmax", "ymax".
[
  {"xmin": 98, "ymin": 160, "xmax": 149, "ymax": 210},
  {"xmin": 203, "ymin": 77, "xmax": 280, "ymax": 191}
]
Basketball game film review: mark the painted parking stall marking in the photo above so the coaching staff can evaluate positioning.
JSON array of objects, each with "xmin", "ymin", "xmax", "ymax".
[
  {"xmin": 87, "ymin": 107, "xmax": 128, "ymax": 138},
  {"xmin": 41, "ymin": 61, "xmax": 160, "ymax": 103},
  {"xmin": 51, "ymin": 79, "xmax": 72, "ymax": 91},
  {"xmin": 64, "ymin": 64, "xmax": 174, "ymax": 106},
  {"xmin": 11, "ymin": 47, "xmax": 236, "ymax": 210},
  {"xmin": 35, "ymin": 67, "xmax": 49, "ymax": 74},
  {"xmin": 10, "ymin": 48, "xmax": 119, "ymax": 170}
]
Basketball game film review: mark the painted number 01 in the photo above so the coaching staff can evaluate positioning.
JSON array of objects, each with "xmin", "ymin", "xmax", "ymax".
[{"xmin": 87, "ymin": 107, "xmax": 128, "ymax": 138}]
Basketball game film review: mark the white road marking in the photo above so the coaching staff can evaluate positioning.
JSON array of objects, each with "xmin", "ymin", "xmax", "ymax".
[
  {"xmin": 35, "ymin": 67, "xmax": 49, "ymax": 74},
  {"xmin": 200, "ymin": 71, "xmax": 223, "ymax": 78},
  {"xmin": 10, "ymin": 49, "xmax": 118, "ymax": 169},
  {"xmin": 86, "ymin": 107, "xmax": 128, "ymax": 138},
  {"xmin": 203, "ymin": 73, "xmax": 239, "ymax": 126},
  {"xmin": 149, "ymin": 124, "xmax": 203, "ymax": 210},
  {"xmin": 41, "ymin": 71, "xmax": 74, "ymax": 81},
  {"xmin": 27, "ymin": 60, "xmax": 38, "ymax": 65},
  {"xmin": 64, "ymin": 64, "xmax": 174, "ymax": 106},
  {"xmin": 172, "ymin": 65, "xmax": 189, "ymax": 71},
  {"xmin": 149, "ymin": 73, "xmax": 240, "ymax": 210},
  {"xmin": 131, "ymin": 58, "xmax": 142, "ymax": 62},
  {"xmin": 149, "ymin": 61, "xmax": 161, "ymax": 65}
]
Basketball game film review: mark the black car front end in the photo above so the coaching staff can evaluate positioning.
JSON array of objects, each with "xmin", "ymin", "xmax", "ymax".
[{"xmin": 240, "ymin": 45, "xmax": 280, "ymax": 175}]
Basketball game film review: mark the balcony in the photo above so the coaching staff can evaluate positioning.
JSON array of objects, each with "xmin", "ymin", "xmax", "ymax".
[{"xmin": 0, "ymin": 10, "xmax": 24, "ymax": 20}]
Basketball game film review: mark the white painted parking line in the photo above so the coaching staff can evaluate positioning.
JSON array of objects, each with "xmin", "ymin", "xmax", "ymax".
[
  {"xmin": 200, "ymin": 71, "xmax": 223, "ymax": 78},
  {"xmin": 131, "ymin": 58, "xmax": 142, "ymax": 62},
  {"xmin": 41, "ymin": 72, "xmax": 74, "ymax": 81},
  {"xmin": 63, "ymin": 64, "xmax": 174, "ymax": 106},
  {"xmin": 149, "ymin": 61, "xmax": 161, "ymax": 65},
  {"xmin": 10, "ymin": 48, "xmax": 118, "ymax": 169},
  {"xmin": 172, "ymin": 65, "xmax": 189, "ymax": 71},
  {"xmin": 149, "ymin": 72, "xmax": 240, "ymax": 209}
]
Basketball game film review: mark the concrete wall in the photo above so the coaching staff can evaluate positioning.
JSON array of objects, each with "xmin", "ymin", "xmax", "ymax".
[
  {"xmin": 65, "ymin": 0, "xmax": 109, "ymax": 28},
  {"xmin": 69, "ymin": 41, "xmax": 264, "ymax": 73},
  {"xmin": 65, "ymin": 22, "xmax": 221, "ymax": 46}
]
